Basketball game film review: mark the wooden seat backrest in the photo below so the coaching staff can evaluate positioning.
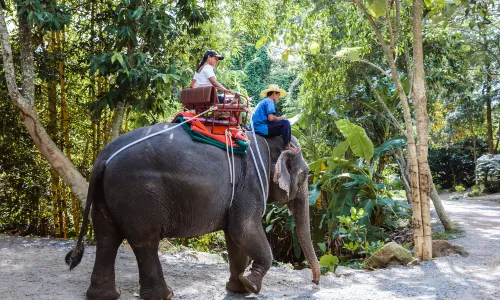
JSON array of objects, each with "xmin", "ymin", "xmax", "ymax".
[{"xmin": 180, "ymin": 86, "xmax": 217, "ymax": 106}]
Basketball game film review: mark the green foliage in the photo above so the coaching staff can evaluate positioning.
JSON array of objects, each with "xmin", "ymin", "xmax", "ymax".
[
  {"xmin": 307, "ymin": 126, "xmax": 411, "ymax": 260},
  {"xmin": 335, "ymin": 119, "xmax": 374, "ymax": 160},
  {"xmin": 454, "ymin": 185, "xmax": 466, "ymax": 192},
  {"xmin": 266, "ymin": 121, "xmax": 410, "ymax": 265},
  {"xmin": 373, "ymin": 136, "xmax": 407, "ymax": 160},
  {"xmin": 168, "ymin": 231, "xmax": 226, "ymax": 253},
  {"xmin": 319, "ymin": 254, "xmax": 339, "ymax": 274},
  {"xmin": 464, "ymin": 186, "xmax": 485, "ymax": 197},
  {"xmin": 0, "ymin": 94, "xmax": 52, "ymax": 236},
  {"xmin": 432, "ymin": 227, "xmax": 466, "ymax": 240},
  {"xmin": 87, "ymin": 0, "xmax": 205, "ymax": 115},
  {"xmin": 429, "ymin": 139, "xmax": 488, "ymax": 189},
  {"xmin": 17, "ymin": 0, "xmax": 72, "ymax": 31},
  {"xmin": 337, "ymin": 207, "xmax": 385, "ymax": 257}
]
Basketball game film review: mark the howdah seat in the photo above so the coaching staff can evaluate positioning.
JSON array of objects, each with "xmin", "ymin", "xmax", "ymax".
[{"xmin": 180, "ymin": 86, "xmax": 249, "ymax": 134}]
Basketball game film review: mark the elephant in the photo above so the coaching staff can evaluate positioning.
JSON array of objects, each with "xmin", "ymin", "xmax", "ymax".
[{"xmin": 65, "ymin": 122, "xmax": 320, "ymax": 299}]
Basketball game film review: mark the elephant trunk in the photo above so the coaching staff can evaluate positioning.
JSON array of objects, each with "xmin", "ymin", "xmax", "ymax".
[{"xmin": 291, "ymin": 181, "xmax": 320, "ymax": 285}]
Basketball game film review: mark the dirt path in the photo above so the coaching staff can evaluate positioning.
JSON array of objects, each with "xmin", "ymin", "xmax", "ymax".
[{"xmin": 1, "ymin": 196, "xmax": 499, "ymax": 299}]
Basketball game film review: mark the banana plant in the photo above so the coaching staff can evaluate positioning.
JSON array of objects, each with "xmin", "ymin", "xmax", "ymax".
[{"xmin": 308, "ymin": 119, "xmax": 410, "ymax": 253}]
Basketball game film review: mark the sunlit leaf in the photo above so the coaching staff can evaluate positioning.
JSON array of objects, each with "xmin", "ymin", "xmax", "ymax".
[
  {"xmin": 309, "ymin": 41, "xmax": 320, "ymax": 54},
  {"xmin": 335, "ymin": 119, "xmax": 374, "ymax": 160},
  {"xmin": 336, "ymin": 47, "xmax": 361, "ymax": 62},
  {"xmin": 319, "ymin": 254, "xmax": 339, "ymax": 269},
  {"xmin": 368, "ymin": 0, "xmax": 386, "ymax": 18},
  {"xmin": 255, "ymin": 36, "xmax": 268, "ymax": 49},
  {"xmin": 282, "ymin": 50, "xmax": 289, "ymax": 61},
  {"xmin": 331, "ymin": 140, "xmax": 349, "ymax": 158}
]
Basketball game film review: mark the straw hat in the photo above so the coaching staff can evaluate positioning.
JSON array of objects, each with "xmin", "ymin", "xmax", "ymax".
[{"xmin": 260, "ymin": 84, "xmax": 287, "ymax": 98}]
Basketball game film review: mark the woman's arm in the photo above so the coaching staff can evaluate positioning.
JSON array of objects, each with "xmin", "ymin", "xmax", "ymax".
[
  {"xmin": 208, "ymin": 76, "xmax": 234, "ymax": 94},
  {"xmin": 190, "ymin": 79, "xmax": 197, "ymax": 88}
]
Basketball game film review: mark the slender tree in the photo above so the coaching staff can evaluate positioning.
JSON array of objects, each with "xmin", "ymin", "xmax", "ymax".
[{"xmin": 0, "ymin": 8, "xmax": 90, "ymax": 210}]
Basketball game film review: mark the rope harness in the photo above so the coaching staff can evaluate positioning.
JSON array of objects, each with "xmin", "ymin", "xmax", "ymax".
[
  {"xmin": 104, "ymin": 106, "xmax": 270, "ymax": 215},
  {"xmin": 248, "ymin": 112, "xmax": 271, "ymax": 216},
  {"xmin": 225, "ymin": 129, "xmax": 236, "ymax": 208},
  {"xmin": 105, "ymin": 106, "xmax": 218, "ymax": 165}
]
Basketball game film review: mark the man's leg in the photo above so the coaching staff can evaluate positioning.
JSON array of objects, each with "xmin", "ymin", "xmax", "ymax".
[{"xmin": 264, "ymin": 120, "xmax": 298, "ymax": 152}]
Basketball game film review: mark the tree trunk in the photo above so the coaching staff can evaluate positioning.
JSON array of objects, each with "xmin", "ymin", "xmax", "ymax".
[
  {"xmin": 56, "ymin": 27, "xmax": 80, "ymax": 235},
  {"xmin": 485, "ymin": 68, "xmax": 494, "ymax": 156},
  {"xmin": 429, "ymin": 177, "xmax": 453, "ymax": 231},
  {"xmin": 47, "ymin": 32, "xmax": 60, "ymax": 235},
  {"xmin": 393, "ymin": 149, "xmax": 412, "ymax": 204},
  {"xmin": 18, "ymin": 17, "xmax": 35, "ymax": 106},
  {"xmin": 412, "ymin": 0, "xmax": 432, "ymax": 260},
  {"xmin": 494, "ymin": 118, "xmax": 500, "ymax": 153},
  {"xmin": 60, "ymin": 183, "xmax": 68, "ymax": 238},
  {"xmin": 0, "ymin": 11, "xmax": 89, "ymax": 209},
  {"xmin": 111, "ymin": 101, "xmax": 126, "ymax": 140},
  {"xmin": 353, "ymin": 0, "xmax": 433, "ymax": 259},
  {"xmin": 92, "ymin": 117, "xmax": 97, "ymax": 162},
  {"xmin": 50, "ymin": 169, "xmax": 60, "ymax": 236}
]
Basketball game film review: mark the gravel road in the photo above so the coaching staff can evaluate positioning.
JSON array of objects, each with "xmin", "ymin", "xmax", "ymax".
[{"xmin": 1, "ymin": 197, "xmax": 499, "ymax": 300}]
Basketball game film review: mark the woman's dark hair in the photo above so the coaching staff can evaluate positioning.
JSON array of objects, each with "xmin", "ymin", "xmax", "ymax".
[
  {"xmin": 267, "ymin": 91, "xmax": 278, "ymax": 97},
  {"xmin": 197, "ymin": 56, "xmax": 209, "ymax": 73}
]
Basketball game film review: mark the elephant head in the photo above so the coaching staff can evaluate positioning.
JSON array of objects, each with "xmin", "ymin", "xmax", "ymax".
[{"xmin": 268, "ymin": 137, "xmax": 321, "ymax": 285}]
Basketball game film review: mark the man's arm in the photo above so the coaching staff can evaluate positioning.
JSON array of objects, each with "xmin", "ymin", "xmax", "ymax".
[{"xmin": 267, "ymin": 114, "xmax": 284, "ymax": 122}]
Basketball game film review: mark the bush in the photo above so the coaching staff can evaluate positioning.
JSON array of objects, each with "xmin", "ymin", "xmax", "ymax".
[
  {"xmin": 475, "ymin": 154, "xmax": 500, "ymax": 193},
  {"xmin": 428, "ymin": 139, "xmax": 488, "ymax": 189},
  {"xmin": 464, "ymin": 186, "xmax": 485, "ymax": 197}
]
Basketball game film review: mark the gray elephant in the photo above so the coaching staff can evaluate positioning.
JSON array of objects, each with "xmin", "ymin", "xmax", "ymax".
[{"xmin": 66, "ymin": 123, "xmax": 320, "ymax": 299}]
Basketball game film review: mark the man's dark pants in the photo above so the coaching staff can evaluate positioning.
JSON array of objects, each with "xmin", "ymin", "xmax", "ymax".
[{"xmin": 262, "ymin": 119, "xmax": 292, "ymax": 146}]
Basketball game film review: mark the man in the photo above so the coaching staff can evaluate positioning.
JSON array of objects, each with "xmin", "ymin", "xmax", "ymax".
[{"xmin": 252, "ymin": 84, "xmax": 299, "ymax": 153}]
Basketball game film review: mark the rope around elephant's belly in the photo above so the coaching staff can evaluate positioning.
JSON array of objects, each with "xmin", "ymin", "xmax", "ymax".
[
  {"xmin": 225, "ymin": 129, "xmax": 236, "ymax": 208},
  {"xmin": 248, "ymin": 112, "xmax": 270, "ymax": 216},
  {"xmin": 105, "ymin": 106, "xmax": 218, "ymax": 165}
]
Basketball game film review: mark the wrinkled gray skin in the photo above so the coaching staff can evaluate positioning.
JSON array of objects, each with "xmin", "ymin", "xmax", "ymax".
[{"xmin": 66, "ymin": 123, "xmax": 320, "ymax": 300}]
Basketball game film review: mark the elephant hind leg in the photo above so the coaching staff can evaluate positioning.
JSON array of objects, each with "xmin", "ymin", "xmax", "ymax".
[
  {"xmin": 87, "ymin": 205, "xmax": 123, "ymax": 300},
  {"xmin": 129, "ymin": 243, "xmax": 173, "ymax": 300},
  {"xmin": 227, "ymin": 219, "xmax": 273, "ymax": 294},
  {"xmin": 224, "ymin": 230, "xmax": 249, "ymax": 294}
]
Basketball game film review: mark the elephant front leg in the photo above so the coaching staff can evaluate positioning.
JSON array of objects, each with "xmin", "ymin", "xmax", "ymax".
[
  {"xmin": 224, "ymin": 230, "xmax": 249, "ymax": 294},
  {"xmin": 131, "ymin": 245, "xmax": 173, "ymax": 300},
  {"xmin": 227, "ymin": 220, "xmax": 273, "ymax": 294}
]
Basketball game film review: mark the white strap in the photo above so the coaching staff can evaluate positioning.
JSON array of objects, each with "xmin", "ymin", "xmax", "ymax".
[{"xmin": 105, "ymin": 106, "xmax": 217, "ymax": 165}]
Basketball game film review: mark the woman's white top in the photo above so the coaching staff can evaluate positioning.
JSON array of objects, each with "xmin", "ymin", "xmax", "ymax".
[{"xmin": 193, "ymin": 65, "xmax": 216, "ymax": 87}]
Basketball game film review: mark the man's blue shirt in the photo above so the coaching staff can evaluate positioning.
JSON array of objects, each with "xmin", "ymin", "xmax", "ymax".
[{"xmin": 252, "ymin": 97, "xmax": 276, "ymax": 135}]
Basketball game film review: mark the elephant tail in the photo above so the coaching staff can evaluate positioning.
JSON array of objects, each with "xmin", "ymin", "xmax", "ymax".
[{"xmin": 65, "ymin": 161, "xmax": 105, "ymax": 270}]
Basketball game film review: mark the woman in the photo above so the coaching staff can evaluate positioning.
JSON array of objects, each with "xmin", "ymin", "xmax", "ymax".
[{"xmin": 190, "ymin": 50, "xmax": 235, "ymax": 102}]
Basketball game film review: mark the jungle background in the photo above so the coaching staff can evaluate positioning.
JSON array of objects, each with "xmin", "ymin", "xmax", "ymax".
[{"xmin": 1, "ymin": 0, "xmax": 499, "ymax": 270}]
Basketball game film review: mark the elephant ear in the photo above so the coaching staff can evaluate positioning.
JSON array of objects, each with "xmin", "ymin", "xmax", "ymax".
[{"xmin": 273, "ymin": 150, "xmax": 296, "ymax": 199}]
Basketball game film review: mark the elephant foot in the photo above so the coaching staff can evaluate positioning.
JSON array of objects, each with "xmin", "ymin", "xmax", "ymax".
[
  {"xmin": 238, "ymin": 274, "xmax": 262, "ymax": 294},
  {"xmin": 86, "ymin": 284, "xmax": 120, "ymax": 300},
  {"xmin": 225, "ymin": 277, "xmax": 248, "ymax": 294},
  {"xmin": 140, "ymin": 285, "xmax": 173, "ymax": 300}
]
